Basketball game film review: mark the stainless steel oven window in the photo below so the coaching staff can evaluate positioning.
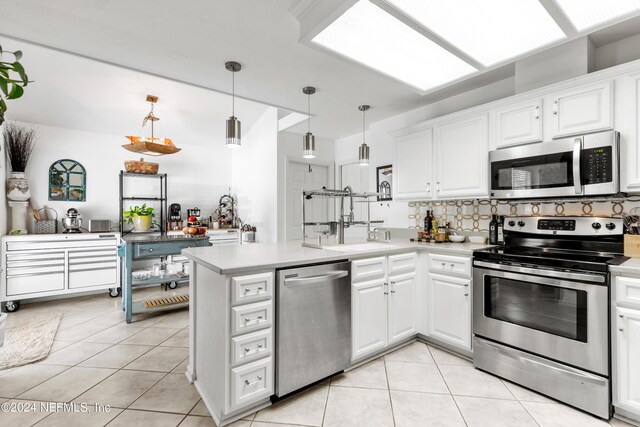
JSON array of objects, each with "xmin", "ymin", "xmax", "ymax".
[{"xmin": 484, "ymin": 275, "xmax": 588, "ymax": 342}]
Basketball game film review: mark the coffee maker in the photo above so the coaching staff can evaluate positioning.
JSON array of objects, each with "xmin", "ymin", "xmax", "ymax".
[
  {"xmin": 168, "ymin": 203, "xmax": 182, "ymax": 231},
  {"xmin": 187, "ymin": 207, "xmax": 201, "ymax": 226},
  {"xmin": 62, "ymin": 208, "xmax": 82, "ymax": 233}
]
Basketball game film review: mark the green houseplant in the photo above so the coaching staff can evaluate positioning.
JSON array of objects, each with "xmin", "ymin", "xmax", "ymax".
[
  {"xmin": 123, "ymin": 203, "xmax": 156, "ymax": 232},
  {"xmin": 0, "ymin": 45, "xmax": 31, "ymax": 126}
]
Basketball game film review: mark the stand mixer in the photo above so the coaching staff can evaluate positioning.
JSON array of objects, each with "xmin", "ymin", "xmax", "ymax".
[{"xmin": 62, "ymin": 208, "xmax": 82, "ymax": 233}]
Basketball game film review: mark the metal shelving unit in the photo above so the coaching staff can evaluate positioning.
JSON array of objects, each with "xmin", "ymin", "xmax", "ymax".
[{"xmin": 119, "ymin": 171, "xmax": 167, "ymax": 236}]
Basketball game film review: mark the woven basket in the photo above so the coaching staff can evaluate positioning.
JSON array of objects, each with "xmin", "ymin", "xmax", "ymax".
[
  {"xmin": 35, "ymin": 208, "xmax": 58, "ymax": 234},
  {"xmin": 124, "ymin": 158, "xmax": 159, "ymax": 174}
]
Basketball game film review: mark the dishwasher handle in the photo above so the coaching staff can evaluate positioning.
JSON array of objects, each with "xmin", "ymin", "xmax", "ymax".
[{"xmin": 284, "ymin": 270, "xmax": 349, "ymax": 286}]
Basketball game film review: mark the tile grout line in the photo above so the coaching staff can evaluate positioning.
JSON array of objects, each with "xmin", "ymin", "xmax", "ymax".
[
  {"xmin": 382, "ymin": 353, "xmax": 397, "ymax": 427},
  {"xmin": 425, "ymin": 343, "xmax": 470, "ymax": 427},
  {"xmin": 320, "ymin": 379, "xmax": 332, "ymax": 427}
]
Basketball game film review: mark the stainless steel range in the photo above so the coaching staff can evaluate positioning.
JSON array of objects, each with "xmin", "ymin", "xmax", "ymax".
[{"xmin": 473, "ymin": 216, "xmax": 626, "ymax": 419}]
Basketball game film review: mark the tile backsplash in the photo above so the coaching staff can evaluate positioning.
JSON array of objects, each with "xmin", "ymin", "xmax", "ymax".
[{"xmin": 408, "ymin": 196, "xmax": 640, "ymax": 232}]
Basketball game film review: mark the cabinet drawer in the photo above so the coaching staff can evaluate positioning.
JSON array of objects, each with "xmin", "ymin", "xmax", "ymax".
[
  {"xmin": 388, "ymin": 252, "xmax": 416, "ymax": 275},
  {"xmin": 6, "ymin": 251, "xmax": 65, "ymax": 264},
  {"xmin": 231, "ymin": 272, "xmax": 273, "ymax": 305},
  {"xmin": 231, "ymin": 328, "xmax": 273, "ymax": 366},
  {"xmin": 616, "ymin": 276, "xmax": 640, "ymax": 309},
  {"xmin": 230, "ymin": 356, "xmax": 273, "ymax": 410},
  {"xmin": 69, "ymin": 267, "xmax": 118, "ymax": 289},
  {"xmin": 231, "ymin": 300, "xmax": 273, "ymax": 336},
  {"xmin": 133, "ymin": 240, "xmax": 201, "ymax": 258},
  {"xmin": 428, "ymin": 253, "xmax": 471, "ymax": 277},
  {"xmin": 6, "ymin": 272, "xmax": 65, "ymax": 296},
  {"xmin": 6, "ymin": 238, "xmax": 117, "ymax": 251},
  {"xmin": 352, "ymin": 257, "xmax": 386, "ymax": 282}
]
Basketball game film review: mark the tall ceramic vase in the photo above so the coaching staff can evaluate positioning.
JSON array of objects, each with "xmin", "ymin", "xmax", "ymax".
[{"xmin": 6, "ymin": 172, "xmax": 31, "ymax": 201}]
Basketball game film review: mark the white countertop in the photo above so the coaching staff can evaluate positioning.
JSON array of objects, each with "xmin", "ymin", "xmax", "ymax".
[
  {"xmin": 610, "ymin": 257, "xmax": 640, "ymax": 274},
  {"xmin": 182, "ymin": 239, "xmax": 491, "ymax": 275}
]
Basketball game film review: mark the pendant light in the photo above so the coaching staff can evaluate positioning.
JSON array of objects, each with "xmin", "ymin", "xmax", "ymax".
[
  {"xmin": 358, "ymin": 105, "xmax": 370, "ymax": 166},
  {"xmin": 225, "ymin": 61, "xmax": 242, "ymax": 148},
  {"xmin": 302, "ymin": 86, "xmax": 316, "ymax": 159},
  {"xmin": 123, "ymin": 95, "xmax": 181, "ymax": 156}
]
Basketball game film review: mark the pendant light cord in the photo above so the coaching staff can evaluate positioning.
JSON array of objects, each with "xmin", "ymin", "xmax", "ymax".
[
  {"xmin": 232, "ymin": 71, "xmax": 235, "ymax": 118},
  {"xmin": 362, "ymin": 107, "xmax": 366, "ymax": 144},
  {"xmin": 307, "ymin": 93, "xmax": 311, "ymax": 134}
]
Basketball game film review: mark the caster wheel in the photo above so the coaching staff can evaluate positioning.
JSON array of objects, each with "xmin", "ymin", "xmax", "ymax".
[
  {"xmin": 108, "ymin": 288, "xmax": 121, "ymax": 298},
  {"xmin": 168, "ymin": 282, "xmax": 178, "ymax": 290},
  {"xmin": 5, "ymin": 300, "xmax": 20, "ymax": 312}
]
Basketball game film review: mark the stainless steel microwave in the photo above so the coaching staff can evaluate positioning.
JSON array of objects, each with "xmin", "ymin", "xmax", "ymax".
[{"xmin": 489, "ymin": 130, "xmax": 619, "ymax": 199}]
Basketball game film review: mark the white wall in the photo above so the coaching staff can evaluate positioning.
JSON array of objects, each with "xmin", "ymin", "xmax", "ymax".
[
  {"xmin": 277, "ymin": 131, "xmax": 335, "ymax": 242},
  {"xmin": 232, "ymin": 107, "xmax": 279, "ymax": 243},
  {"xmin": 334, "ymin": 77, "xmax": 515, "ymax": 228},
  {"xmin": 16, "ymin": 121, "xmax": 233, "ymax": 233}
]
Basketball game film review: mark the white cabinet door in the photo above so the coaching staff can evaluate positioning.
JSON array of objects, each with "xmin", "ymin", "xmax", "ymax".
[
  {"xmin": 393, "ymin": 128, "xmax": 433, "ymax": 200},
  {"xmin": 388, "ymin": 272, "xmax": 416, "ymax": 345},
  {"xmin": 623, "ymin": 72, "xmax": 640, "ymax": 191},
  {"xmin": 615, "ymin": 307, "xmax": 640, "ymax": 414},
  {"xmin": 352, "ymin": 277, "xmax": 388, "ymax": 361},
  {"xmin": 550, "ymin": 81, "xmax": 613, "ymax": 139},
  {"xmin": 427, "ymin": 273, "xmax": 471, "ymax": 351},
  {"xmin": 495, "ymin": 98, "xmax": 542, "ymax": 148},
  {"xmin": 434, "ymin": 114, "xmax": 489, "ymax": 199}
]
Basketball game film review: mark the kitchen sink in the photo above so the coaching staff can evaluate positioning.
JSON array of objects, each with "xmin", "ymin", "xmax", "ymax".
[{"xmin": 324, "ymin": 243, "xmax": 398, "ymax": 252}]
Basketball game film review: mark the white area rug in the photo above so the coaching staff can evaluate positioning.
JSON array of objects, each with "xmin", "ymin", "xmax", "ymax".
[{"xmin": 0, "ymin": 311, "xmax": 63, "ymax": 370}]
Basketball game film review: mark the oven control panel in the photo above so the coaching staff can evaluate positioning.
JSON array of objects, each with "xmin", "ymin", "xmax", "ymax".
[
  {"xmin": 503, "ymin": 216, "xmax": 623, "ymax": 236},
  {"xmin": 537, "ymin": 219, "xmax": 575, "ymax": 231}
]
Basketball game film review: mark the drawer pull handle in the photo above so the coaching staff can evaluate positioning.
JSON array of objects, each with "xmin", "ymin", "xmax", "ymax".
[
  {"xmin": 390, "ymin": 290, "xmax": 396, "ymax": 294},
  {"xmin": 619, "ymin": 328, "xmax": 624, "ymax": 332},
  {"xmin": 244, "ymin": 343, "xmax": 264, "ymax": 353},
  {"xmin": 257, "ymin": 286, "xmax": 263, "ymax": 291},
  {"xmin": 244, "ymin": 376, "xmax": 263, "ymax": 386},
  {"xmin": 441, "ymin": 262, "xmax": 446, "ymax": 267},
  {"xmin": 450, "ymin": 263, "xmax": 455, "ymax": 267},
  {"xmin": 244, "ymin": 315, "xmax": 264, "ymax": 323},
  {"xmin": 465, "ymin": 284, "xmax": 469, "ymax": 287},
  {"xmin": 148, "ymin": 248, "xmax": 153, "ymax": 252},
  {"xmin": 244, "ymin": 286, "xmax": 265, "ymax": 294},
  {"xmin": 619, "ymin": 314, "xmax": 624, "ymax": 318},
  {"xmin": 464, "ymin": 293, "xmax": 469, "ymax": 296}
]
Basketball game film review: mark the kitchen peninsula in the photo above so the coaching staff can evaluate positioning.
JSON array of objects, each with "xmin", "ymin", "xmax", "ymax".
[{"xmin": 182, "ymin": 239, "xmax": 488, "ymax": 426}]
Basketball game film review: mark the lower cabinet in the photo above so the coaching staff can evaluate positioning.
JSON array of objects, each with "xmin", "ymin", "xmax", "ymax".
[
  {"xmin": 426, "ymin": 273, "xmax": 471, "ymax": 351},
  {"xmin": 388, "ymin": 272, "xmax": 417, "ymax": 345},
  {"xmin": 352, "ymin": 277, "xmax": 388, "ymax": 360},
  {"xmin": 351, "ymin": 253, "xmax": 416, "ymax": 362},
  {"xmin": 616, "ymin": 307, "xmax": 640, "ymax": 415}
]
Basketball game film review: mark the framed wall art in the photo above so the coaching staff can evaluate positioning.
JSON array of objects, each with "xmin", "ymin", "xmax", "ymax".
[{"xmin": 376, "ymin": 164, "xmax": 392, "ymax": 201}]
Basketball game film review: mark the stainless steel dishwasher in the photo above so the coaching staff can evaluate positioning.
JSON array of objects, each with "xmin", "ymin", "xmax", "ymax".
[{"xmin": 276, "ymin": 261, "xmax": 351, "ymax": 396}]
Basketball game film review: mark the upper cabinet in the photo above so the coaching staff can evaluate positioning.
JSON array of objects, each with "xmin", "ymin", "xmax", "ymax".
[
  {"xmin": 393, "ymin": 128, "xmax": 434, "ymax": 200},
  {"xmin": 494, "ymin": 98, "xmax": 542, "ymax": 148},
  {"xmin": 434, "ymin": 113, "xmax": 489, "ymax": 199},
  {"xmin": 548, "ymin": 81, "xmax": 613, "ymax": 139},
  {"xmin": 622, "ymin": 72, "xmax": 640, "ymax": 191}
]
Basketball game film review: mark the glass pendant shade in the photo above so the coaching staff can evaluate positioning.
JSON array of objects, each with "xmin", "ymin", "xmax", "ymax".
[
  {"xmin": 226, "ymin": 116, "xmax": 241, "ymax": 148},
  {"xmin": 303, "ymin": 132, "xmax": 316, "ymax": 158},
  {"xmin": 359, "ymin": 143, "xmax": 370, "ymax": 166}
]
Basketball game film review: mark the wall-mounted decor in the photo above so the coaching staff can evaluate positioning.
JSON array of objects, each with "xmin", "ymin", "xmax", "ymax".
[
  {"xmin": 376, "ymin": 164, "xmax": 392, "ymax": 201},
  {"xmin": 49, "ymin": 159, "xmax": 86, "ymax": 202}
]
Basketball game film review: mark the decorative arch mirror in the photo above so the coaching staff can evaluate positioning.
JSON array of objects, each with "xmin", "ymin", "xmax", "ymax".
[{"xmin": 49, "ymin": 159, "xmax": 86, "ymax": 201}]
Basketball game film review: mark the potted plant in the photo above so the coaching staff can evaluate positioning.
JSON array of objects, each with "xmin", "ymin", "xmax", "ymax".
[
  {"xmin": 4, "ymin": 122, "xmax": 37, "ymax": 201},
  {"xmin": 0, "ymin": 44, "xmax": 31, "ymax": 126},
  {"xmin": 123, "ymin": 203, "xmax": 156, "ymax": 232}
]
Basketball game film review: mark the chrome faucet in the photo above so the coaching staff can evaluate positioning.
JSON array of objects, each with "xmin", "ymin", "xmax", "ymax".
[{"xmin": 338, "ymin": 185, "xmax": 355, "ymax": 244}]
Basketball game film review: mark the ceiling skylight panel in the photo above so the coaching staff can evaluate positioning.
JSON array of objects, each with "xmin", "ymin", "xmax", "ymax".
[
  {"xmin": 385, "ymin": 0, "xmax": 566, "ymax": 66},
  {"xmin": 554, "ymin": 0, "xmax": 640, "ymax": 31},
  {"xmin": 311, "ymin": 0, "xmax": 477, "ymax": 92}
]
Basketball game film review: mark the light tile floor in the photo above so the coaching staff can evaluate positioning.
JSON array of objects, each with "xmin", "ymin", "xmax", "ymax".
[{"xmin": 0, "ymin": 287, "xmax": 635, "ymax": 427}]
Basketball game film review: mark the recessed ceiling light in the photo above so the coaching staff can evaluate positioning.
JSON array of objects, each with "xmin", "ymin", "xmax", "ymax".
[
  {"xmin": 554, "ymin": 0, "xmax": 640, "ymax": 31},
  {"xmin": 386, "ymin": 0, "xmax": 566, "ymax": 66},
  {"xmin": 311, "ymin": 0, "xmax": 477, "ymax": 91}
]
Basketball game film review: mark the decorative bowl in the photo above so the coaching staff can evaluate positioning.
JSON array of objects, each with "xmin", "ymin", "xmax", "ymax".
[
  {"xmin": 449, "ymin": 235, "xmax": 466, "ymax": 243},
  {"xmin": 469, "ymin": 236, "xmax": 488, "ymax": 244}
]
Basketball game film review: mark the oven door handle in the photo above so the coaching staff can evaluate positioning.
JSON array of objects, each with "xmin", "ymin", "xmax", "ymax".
[
  {"xmin": 573, "ymin": 137, "xmax": 583, "ymax": 195},
  {"xmin": 474, "ymin": 260, "xmax": 605, "ymax": 285}
]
